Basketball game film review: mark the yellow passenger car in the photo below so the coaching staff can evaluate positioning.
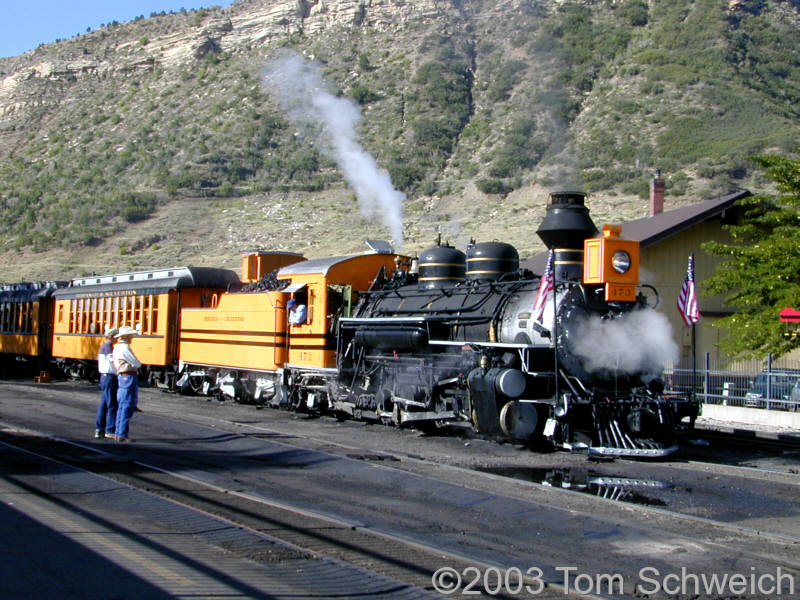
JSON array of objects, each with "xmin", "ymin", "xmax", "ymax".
[
  {"xmin": 0, "ymin": 282, "xmax": 64, "ymax": 371},
  {"xmin": 177, "ymin": 250, "xmax": 405, "ymax": 404},
  {"xmin": 52, "ymin": 266, "xmax": 240, "ymax": 382}
]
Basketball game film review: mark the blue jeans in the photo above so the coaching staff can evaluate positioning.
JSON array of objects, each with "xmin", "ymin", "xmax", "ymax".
[
  {"xmin": 115, "ymin": 374, "xmax": 138, "ymax": 439},
  {"xmin": 95, "ymin": 374, "xmax": 118, "ymax": 434}
]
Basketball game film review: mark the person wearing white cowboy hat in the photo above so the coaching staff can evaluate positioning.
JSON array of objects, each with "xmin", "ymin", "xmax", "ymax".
[
  {"xmin": 94, "ymin": 326, "xmax": 118, "ymax": 439},
  {"xmin": 111, "ymin": 325, "xmax": 141, "ymax": 442}
]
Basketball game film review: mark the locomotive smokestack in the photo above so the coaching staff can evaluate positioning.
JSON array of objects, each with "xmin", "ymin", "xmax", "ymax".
[{"xmin": 536, "ymin": 191, "xmax": 598, "ymax": 281}]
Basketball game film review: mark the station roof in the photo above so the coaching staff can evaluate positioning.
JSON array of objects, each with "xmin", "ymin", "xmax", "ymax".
[{"xmin": 616, "ymin": 189, "xmax": 750, "ymax": 248}]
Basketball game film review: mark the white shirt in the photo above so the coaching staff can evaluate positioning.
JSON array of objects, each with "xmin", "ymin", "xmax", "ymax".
[
  {"xmin": 289, "ymin": 304, "xmax": 307, "ymax": 325},
  {"xmin": 98, "ymin": 341, "xmax": 117, "ymax": 375},
  {"xmin": 113, "ymin": 340, "xmax": 142, "ymax": 373}
]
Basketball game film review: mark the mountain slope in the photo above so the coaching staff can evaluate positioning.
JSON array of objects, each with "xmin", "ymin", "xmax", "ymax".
[{"xmin": 0, "ymin": 0, "xmax": 797, "ymax": 280}]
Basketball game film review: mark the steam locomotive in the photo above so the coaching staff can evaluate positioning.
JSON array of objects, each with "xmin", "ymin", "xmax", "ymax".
[
  {"xmin": 0, "ymin": 192, "xmax": 698, "ymax": 457},
  {"xmin": 332, "ymin": 192, "xmax": 697, "ymax": 457}
]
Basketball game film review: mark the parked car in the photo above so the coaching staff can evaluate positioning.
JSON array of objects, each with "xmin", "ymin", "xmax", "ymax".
[{"xmin": 745, "ymin": 369, "xmax": 800, "ymax": 409}]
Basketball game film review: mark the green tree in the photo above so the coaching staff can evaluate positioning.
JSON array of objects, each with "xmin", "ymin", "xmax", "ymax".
[{"xmin": 703, "ymin": 151, "xmax": 800, "ymax": 358}]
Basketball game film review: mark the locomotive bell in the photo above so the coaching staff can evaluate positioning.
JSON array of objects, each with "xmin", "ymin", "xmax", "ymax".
[{"xmin": 537, "ymin": 192, "xmax": 598, "ymax": 281}]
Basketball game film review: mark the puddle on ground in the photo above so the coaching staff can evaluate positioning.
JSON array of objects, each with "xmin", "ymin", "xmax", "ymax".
[{"xmin": 477, "ymin": 466, "xmax": 674, "ymax": 506}]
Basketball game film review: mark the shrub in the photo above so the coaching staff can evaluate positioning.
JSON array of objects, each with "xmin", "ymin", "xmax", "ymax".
[
  {"xmin": 115, "ymin": 191, "xmax": 157, "ymax": 222},
  {"xmin": 487, "ymin": 60, "xmax": 527, "ymax": 102},
  {"xmin": 617, "ymin": 0, "xmax": 649, "ymax": 27},
  {"xmin": 477, "ymin": 178, "xmax": 511, "ymax": 195},
  {"xmin": 387, "ymin": 159, "xmax": 426, "ymax": 192},
  {"xmin": 349, "ymin": 83, "xmax": 381, "ymax": 104},
  {"xmin": 412, "ymin": 117, "xmax": 459, "ymax": 154}
]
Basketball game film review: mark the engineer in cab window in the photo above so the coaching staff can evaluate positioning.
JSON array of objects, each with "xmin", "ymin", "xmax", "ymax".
[{"xmin": 287, "ymin": 298, "xmax": 307, "ymax": 325}]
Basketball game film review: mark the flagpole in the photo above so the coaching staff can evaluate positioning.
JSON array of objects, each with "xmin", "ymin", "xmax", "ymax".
[
  {"xmin": 691, "ymin": 321, "xmax": 697, "ymax": 402},
  {"xmin": 533, "ymin": 250, "xmax": 558, "ymax": 410},
  {"xmin": 678, "ymin": 253, "xmax": 700, "ymax": 402},
  {"xmin": 690, "ymin": 252, "xmax": 697, "ymax": 402},
  {"xmin": 553, "ymin": 277, "xmax": 559, "ymax": 409}
]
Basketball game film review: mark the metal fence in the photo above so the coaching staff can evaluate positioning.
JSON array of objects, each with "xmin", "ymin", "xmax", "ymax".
[{"xmin": 663, "ymin": 353, "xmax": 800, "ymax": 412}]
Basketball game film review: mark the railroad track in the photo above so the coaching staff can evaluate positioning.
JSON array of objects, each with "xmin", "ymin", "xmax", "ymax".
[
  {"xmin": 685, "ymin": 425, "xmax": 800, "ymax": 454},
  {"xmin": 0, "ymin": 427, "xmax": 593, "ymax": 600}
]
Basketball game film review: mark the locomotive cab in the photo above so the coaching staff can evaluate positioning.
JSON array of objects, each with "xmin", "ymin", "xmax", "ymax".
[{"xmin": 176, "ymin": 250, "xmax": 405, "ymax": 408}]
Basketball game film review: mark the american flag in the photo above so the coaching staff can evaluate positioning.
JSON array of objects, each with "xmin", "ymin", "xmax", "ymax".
[
  {"xmin": 533, "ymin": 250, "xmax": 554, "ymax": 323},
  {"xmin": 677, "ymin": 254, "xmax": 700, "ymax": 326}
]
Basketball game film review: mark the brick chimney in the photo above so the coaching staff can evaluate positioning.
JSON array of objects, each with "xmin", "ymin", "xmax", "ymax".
[{"xmin": 649, "ymin": 169, "xmax": 665, "ymax": 216}]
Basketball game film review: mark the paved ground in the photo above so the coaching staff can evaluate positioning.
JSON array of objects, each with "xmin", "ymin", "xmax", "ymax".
[
  {"xmin": 1, "ymin": 379, "xmax": 799, "ymax": 599},
  {"xmin": 0, "ymin": 441, "xmax": 443, "ymax": 600}
]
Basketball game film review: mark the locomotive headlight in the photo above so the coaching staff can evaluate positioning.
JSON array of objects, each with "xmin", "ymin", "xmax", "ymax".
[{"xmin": 611, "ymin": 250, "xmax": 631, "ymax": 274}]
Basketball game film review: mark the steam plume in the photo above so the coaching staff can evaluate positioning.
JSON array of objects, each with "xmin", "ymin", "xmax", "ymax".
[
  {"xmin": 569, "ymin": 309, "xmax": 679, "ymax": 379},
  {"xmin": 262, "ymin": 52, "xmax": 404, "ymax": 247}
]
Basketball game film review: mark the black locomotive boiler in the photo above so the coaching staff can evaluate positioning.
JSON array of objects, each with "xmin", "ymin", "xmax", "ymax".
[{"xmin": 334, "ymin": 192, "xmax": 698, "ymax": 457}]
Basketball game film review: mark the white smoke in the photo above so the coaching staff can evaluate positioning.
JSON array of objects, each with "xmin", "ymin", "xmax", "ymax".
[
  {"xmin": 262, "ymin": 52, "xmax": 405, "ymax": 247},
  {"xmin": 568, "ymin": 309, "xmax": 679, "ymax": 378}
]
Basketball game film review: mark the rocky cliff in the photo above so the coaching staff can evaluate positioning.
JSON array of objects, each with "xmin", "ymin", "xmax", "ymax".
[{"xmin": 0, "ymin": 0, "xmax": 797, "ymax": 279}]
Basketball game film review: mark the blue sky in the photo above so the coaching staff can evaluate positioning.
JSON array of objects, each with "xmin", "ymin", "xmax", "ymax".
[{"xmin": 1, "ymin": 1, "xmax": 234, "ymax": 59}]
